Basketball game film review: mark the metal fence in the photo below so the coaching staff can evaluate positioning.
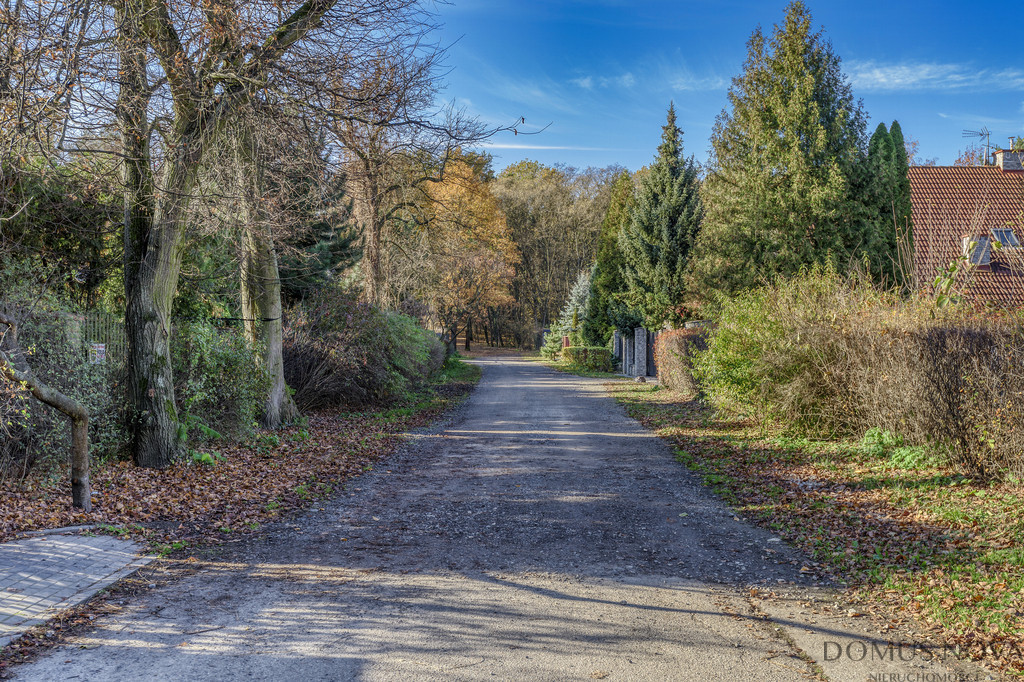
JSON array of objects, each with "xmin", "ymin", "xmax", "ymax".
[{"xmin": 79, "ymin": 312, "xmax": 125, "ymax": 364}]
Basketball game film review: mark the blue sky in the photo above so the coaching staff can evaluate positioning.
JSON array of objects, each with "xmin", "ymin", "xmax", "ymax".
[{"xmin": 434, "ymin": 0, "xmax": 1024, "ymax": 173}]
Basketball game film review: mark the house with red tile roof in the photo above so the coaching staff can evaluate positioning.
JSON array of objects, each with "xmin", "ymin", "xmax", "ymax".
[{"xmin": 907, "ymin": 149, "xmax": 1024, "ymax": 307}]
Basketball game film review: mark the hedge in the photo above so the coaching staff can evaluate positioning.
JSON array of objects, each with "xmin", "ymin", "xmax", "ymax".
[
  {"xmin": 653, "ymin": 328, "xmax": 708, "ymax": 395},
  {"xmin": 562, "ymin": 346, "xmax": 612, "ymax": 372}
]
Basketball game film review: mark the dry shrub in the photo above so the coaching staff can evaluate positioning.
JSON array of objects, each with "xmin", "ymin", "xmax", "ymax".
[
  {"xmin": 282, "ymin": 287, "xmax": 443, "ymax": 410},
  {"xmin": 917, "ymin": 323, "xmax": 1024, "ymax": 478},
  {"xmin": 654, "ymin": 329, "xmax": 708, "ymax": 395},
  {"xmin": 696, "ymin": 265, "xmax": 1024, "ymax": 478}
]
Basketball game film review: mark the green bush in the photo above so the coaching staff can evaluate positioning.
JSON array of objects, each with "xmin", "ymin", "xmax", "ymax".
[
  {"xmin": 541, "ymin": 329, "xmax": 566, "ymax": 359},
  {"xmin": 562, "ymin": 346, "xmax": 612, "ymax": 372},
  {"xmin": 653, "ymin": 328, "xmax": 708, "ymax": 395},
  {"xmin": 383, "ymin": 312, "xmax": 445, "ymax": 400},
  {"xmin": 695, "ymin": 266, "xmax": 913, "ymax": 434},
  {"xmin": 692, "ymin": 285, "xmax": 782, "ymax": 421},
  {"xmin": 171, "ymin": 320, "xmax": 270, "ymax": 442},
  {"xmin": 1, "ymin": 263, "xmax": 128, "ymax": 474}
]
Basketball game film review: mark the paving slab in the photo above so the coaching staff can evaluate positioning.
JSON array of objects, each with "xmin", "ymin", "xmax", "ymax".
[{"xmin": 0, "ymin": 529, "xmax": 153, "ymax": 647}]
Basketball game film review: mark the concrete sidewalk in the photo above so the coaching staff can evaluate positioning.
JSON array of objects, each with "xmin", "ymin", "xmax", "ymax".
[{"xmin": 0, "ymin": 527, "xmax": 153, "ymax": 647}]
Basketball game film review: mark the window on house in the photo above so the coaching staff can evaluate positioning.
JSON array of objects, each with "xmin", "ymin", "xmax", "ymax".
[
  {"xmin": 963, "ymin": 236, "xmax": 992, "ymax": 265},
  {"xmin": 992, "ymin": 228, "xmax": 1021, "ymax": 247}
]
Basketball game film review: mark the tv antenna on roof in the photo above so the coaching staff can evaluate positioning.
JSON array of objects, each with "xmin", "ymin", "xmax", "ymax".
[{"xmin": 962, "ymin": 127, "xmax": 992, "ymax": 165}]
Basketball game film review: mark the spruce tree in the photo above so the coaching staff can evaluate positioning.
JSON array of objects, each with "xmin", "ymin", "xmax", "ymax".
[
  {"xmin": 857, "ymin": 120, "xmax": 912, "ymax": 287},
  {"xmin": 619, "ymin": 104, "xmax": 702, "ymax": 329},
  {"xmin": 690, "ymin": 1, "xmax": 868, "ymax": 298},
  {"xmin": 542, "ymin": 268, "xmax": 593, "ymax": 357},
  {"xmin": 582, "ymin": 171, "xmax": 635, "ymax": 345}
]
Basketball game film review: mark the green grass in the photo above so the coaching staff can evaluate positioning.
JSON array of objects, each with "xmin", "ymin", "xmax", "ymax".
[{"xmin": 436, "ymin": 356, "xmax": 482, "ymax": 384}]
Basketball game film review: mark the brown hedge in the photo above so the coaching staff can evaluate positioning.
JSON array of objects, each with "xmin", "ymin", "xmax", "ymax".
[{"xmin": 653, "ymin": 329, "xmax": 708, "ymax": 396}]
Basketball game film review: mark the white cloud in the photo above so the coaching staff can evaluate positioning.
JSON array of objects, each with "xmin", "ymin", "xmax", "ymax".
[
  {"xmin": 482, "ymin": 74, "xmax": 578, "ymax": 114},
  {"xmin": 480, "ymin": 142, "xmax": 624, "ymax": 152},
  {"xmin": 569, "ymin": 72, "xmax": 636, "ymax": 90},
  {"xmin": 848, "ymin": 60, "xmax": 1024, "ymax": 92},
  {"xmin": 669, "ymin": 73, "xmax": 728, "ymax": 91}
]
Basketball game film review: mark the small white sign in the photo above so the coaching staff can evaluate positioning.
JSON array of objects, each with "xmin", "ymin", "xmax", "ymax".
[{"xmin": 89, "ymin": 343, "xmax": 106, "ymax": 364}]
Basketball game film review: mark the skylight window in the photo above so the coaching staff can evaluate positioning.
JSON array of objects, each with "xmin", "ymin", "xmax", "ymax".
[
  {"xmin": 992, "ymin": 228, "xmax": 1021, "ymax": 247},
  {"xmin": 963, "ymin": 236, "xmax": 992, "ymax": 266}
]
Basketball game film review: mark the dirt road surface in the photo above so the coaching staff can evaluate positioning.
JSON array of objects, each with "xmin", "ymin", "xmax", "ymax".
[{"xmin": 14, "ymin": 357, "xmax": 985, "ymax": 681}]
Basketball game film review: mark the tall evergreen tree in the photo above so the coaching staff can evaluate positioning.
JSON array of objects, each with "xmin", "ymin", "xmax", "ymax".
[
  {"xmin": 858, "ymin": 120, "xmax": 912, "ymax": 287},
  {"xmin": 582, "ymin": 170, "xmax": 635, "ymax": 345},
  {"xmin": 865, "ymin": 122, "xmax": 897, "ymax": 280},
  {"xmin": 689, "ymin": 1, "xmax": 868, "ymax": 298},
  {"xmin": 618, "ymin": 104, "xmax": 702, "ymax": 329},
  {"xmin": 541, "ymin": 267, "xmax": 593, "ymax": 357},
  {"xmin": 887, "ymin": 120, "xmax": 913, "ymax": 238}
]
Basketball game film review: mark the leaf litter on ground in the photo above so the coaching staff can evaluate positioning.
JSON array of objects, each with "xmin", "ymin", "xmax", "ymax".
[
  {"xmin": 0, "ymin": 369, "xmax": 480, "ymax": 552},
  {"xmin": 607, "ymin": 380, "xmax": 1024, "ymax": 677}
]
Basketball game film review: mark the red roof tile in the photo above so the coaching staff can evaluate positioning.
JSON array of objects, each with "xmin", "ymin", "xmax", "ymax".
[{"xmin": 908, "ymin": 166, "xmax": 1024, "ymax": 307}]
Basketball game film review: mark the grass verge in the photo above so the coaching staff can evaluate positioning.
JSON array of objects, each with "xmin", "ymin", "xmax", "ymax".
[{"xmin": 608, "ymin": 381, "xmax": 1024, "ymax": 677}]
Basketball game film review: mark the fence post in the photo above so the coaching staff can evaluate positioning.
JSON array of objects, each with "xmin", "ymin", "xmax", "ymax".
[
  {"xmin": 623, "ymin": 332, "xmax": 634, "ymax": 376},
  {"xmin": 635, "ymin": 328, "xmax": 648, "ymax": 377}
]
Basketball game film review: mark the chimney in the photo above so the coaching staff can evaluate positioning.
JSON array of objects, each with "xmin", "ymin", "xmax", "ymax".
[{"xmin": 994, "ymin": 149, "xmax": 1024, "ymax": 172}]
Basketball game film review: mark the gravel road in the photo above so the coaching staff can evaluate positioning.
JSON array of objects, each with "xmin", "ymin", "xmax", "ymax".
[{"xmin": 14, "ymin": 356, "xmax": 983, "ymax": 681}]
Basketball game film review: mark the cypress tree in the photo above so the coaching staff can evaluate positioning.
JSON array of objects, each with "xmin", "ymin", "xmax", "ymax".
[
  {"xmin": 582, "ymin": 171, "xmax": 635, "ymax": 345},
  {"xmin": 888, "ymin": 120, "xmax": 913, "ymax": 237},
  {"xmin": 865, "ymin": 122, "xmax": 898, "ymax": 282},
  {"xmin": 619, "ymin": 103, "xmax": 702, "ymax": 329},
  {"xmin": 689, "ymin": 1, "xmax": 868, "ymax": 298}
]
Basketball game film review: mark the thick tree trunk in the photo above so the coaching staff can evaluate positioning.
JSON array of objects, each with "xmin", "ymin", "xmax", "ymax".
[
  {"xmin": 363, "ymin": 212, "xmax": 384, "ymax": 305},
  {"xmin": 117, "ymin": 10, "xmax": 175, "ymax": 468},
  {"xmin": 350, "ymin": 169, "xmax": 384, "ymax": 306},
  {"xmin": 70, "ymin": 415, "xmax": 90, "ymax": 509},
  {"xmin": 117, "ymin": 6, "xmax": 196, "ymax": 467}
]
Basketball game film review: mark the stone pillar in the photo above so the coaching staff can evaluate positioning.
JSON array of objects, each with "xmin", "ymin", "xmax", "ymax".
[
  {"xmin": 612, "ymin": 330, "xmax": 621, "ymax": 360},
  {"xmin": 623, "ymin": 334, "xmax": 634, "ymax": 376},
  {"xmin": 635, "ymin": 328, "xmax": 648, "ymax": 377}
]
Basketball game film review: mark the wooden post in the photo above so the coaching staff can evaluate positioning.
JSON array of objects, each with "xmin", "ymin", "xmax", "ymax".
[{"xmin": 0, "ymin": 313, "xmax": 92, "ymax": 511}]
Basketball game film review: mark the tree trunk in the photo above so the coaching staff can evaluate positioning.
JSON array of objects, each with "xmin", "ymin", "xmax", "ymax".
[
  {"xmin": 442, "ymin": 321, "xmax": 458, "ymax": 357},
  {"xmin": 117, "ymin": 6, "xmax": 187, "ymax": 468},
  {"xmin": 236, "ymin": 128, "xmax": 299, "ymax": 428},
  {"xmin": 464, "ymin": 317, "xmax": 472, "ymax": 351},
  {"xmin": 350, "ymin": 166, "xmax": 384, "ymax": 306},
  {"xmin": 240, "ymin": 229, "xmax": 299, "ymax": 428},
  {"xmin": 71, "ymin": 415, "xmax": 90, "ymax": 510},
  {"xmin": 363, "ymin": 210, "xmax": 384, "ymax": 306}
]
